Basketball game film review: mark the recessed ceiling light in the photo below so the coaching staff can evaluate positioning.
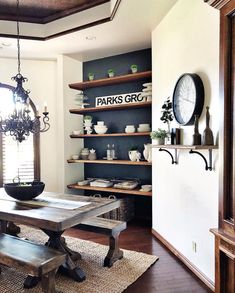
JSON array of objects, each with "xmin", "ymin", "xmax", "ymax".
[
  {"xmin": 1, "ymin": 41, "xmax": 12, "ymax": 47},
  {"xmin": 85, "ymin": 36, "xmax": 96, "ymax": 41}
]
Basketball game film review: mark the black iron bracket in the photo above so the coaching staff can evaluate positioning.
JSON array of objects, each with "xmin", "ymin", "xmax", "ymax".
[
  {"xmin": 189, "ymin": 149, "xmax": 213, "ymax": 171},
  {"xmin": 159, "ymin": 148, "xmax": 178, "ymax": 164}
]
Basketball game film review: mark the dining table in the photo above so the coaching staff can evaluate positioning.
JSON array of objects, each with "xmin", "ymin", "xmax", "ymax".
[{"xmin": 0, "ymin": 188, "xmax": 120, "ymax": 287}]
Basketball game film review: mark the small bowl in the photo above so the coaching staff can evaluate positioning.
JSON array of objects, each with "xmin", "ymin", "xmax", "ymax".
[
  {"xmin": 94, "ymin": 127, "xmax": 108, "ymax": 134},
  {"xmin": 4, "ymin": 181, "xmax": 45, "ymax": 201},
  {"xmin": 140, "ymin": 185, "xmax": 152, "ymax": 192},
  {"xmin": 72, "ymin": 155, "xmax": 79, "ymax": 160},
  {"xmin": 72, "ymin": 130, "xmax": 82, "ymax": 135},
  {"xmin": 125, "ymin": 127, "xmax": 135, "ymax": 133},
  {"xmin": 97, "ymin": 121, "xmax": 104, "ymax": 126}
]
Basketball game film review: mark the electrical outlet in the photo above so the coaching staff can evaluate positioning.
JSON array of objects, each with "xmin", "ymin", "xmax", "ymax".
[{"xmin": 192, "ymin": 241, "xmax": 197, "ymax": 253}]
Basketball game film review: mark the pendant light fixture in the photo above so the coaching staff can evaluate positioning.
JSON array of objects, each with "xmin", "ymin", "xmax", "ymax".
[{"xmin": 0, "ymin": 0, "xmax": 50, "ymax": 143}]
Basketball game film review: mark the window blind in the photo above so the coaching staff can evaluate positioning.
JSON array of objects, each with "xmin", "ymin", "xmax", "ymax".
[{"xmin": 2, "ymin": 135, "xmax": 34, "ymax": 183}]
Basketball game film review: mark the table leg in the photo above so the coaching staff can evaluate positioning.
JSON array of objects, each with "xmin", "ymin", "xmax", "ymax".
[{"xmin": 42, "ymin": 229, "xmax": 86, "ymax": 282}]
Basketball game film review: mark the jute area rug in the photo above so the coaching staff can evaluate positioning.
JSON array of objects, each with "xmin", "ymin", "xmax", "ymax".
[{"xmin": 0, "ymin": 225, "xmax": 158, "ymax": 293}]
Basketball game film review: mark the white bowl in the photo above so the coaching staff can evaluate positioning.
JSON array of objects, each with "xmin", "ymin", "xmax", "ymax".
[
  {"xmin": 140, "ymin": 185, "xmax": 152, "ymax": 192},
  {"xmin": 142, "ymin": 88, "xmax": 152, "ymax": 92},
  {"xmin": 94, "ymin": 127, "xmax": 108, "ymax": 134},
  {"xmin": 139, "ymin": 124, "xmax": 150, "ymax": 128},
  {"xmin": 72, "ymin": 130, "xmax": 82, "ymax": 135},
  {"xmin": 143, "ymin": 83, "xmax": 152, "ymax": 87},
  {"xmin": 137, "ymin": 127, "xmax": 150, "ymax": 132},
  {"xmin": 97, "ymin": 121, "xmax": 104, "ymax": 126},
  {"xmin": 72, "ymin": 155, "xmax": 79, "ymax": 160},
  {"xmin": 125, "ymin": 128, "xmax": 135, "ymax": 133}
]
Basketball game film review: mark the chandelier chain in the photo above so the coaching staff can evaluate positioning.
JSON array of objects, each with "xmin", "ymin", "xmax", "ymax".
[{"xmin": 16, "ymin": 0, "xmax": 21, "ymax": 74}]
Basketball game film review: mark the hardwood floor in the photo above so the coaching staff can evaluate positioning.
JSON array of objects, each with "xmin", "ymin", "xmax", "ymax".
[{"xmin": 64, "ymin": 222, "xmax": 212, "ymax": 293}]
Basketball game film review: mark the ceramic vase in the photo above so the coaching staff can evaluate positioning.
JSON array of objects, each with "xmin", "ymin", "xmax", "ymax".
[
  {"xmin": 128, "ymin": 150, "xmax": 141, "ymax": 162},
  {"xmin": 143, "ymin": 143, "xmax": 152, "ymax": 162}
]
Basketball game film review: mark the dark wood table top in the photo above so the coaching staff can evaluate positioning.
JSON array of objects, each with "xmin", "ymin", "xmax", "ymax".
[{"xmin": 0, "ymin": 189, "xmax": 120, "ymax": 231}]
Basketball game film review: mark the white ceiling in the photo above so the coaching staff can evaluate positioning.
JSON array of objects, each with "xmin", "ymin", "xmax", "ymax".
[{"xmin": 0, "ymin": 0, "xmax": 177, "ymax": 62}]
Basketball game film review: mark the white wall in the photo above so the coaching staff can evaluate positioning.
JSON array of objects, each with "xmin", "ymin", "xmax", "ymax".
[
  {"xmin": 0, "ymin": 56, "xmax": 83, "ymax": 193},
  {"xmin": 0, "ymin": 57, "xmax": 58, "ymax": 191},
  {"xmin": 152, "ymin": 0, "xmax": 219, "ymax": 282},
  {"xmin": 56, "ymin": 55, "xmax": 83, "ymax": 193}
]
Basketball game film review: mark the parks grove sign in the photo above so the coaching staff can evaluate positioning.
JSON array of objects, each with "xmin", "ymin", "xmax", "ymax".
[{"xmin": 95, "ymin": 92, "xmax": 146, "ymax": 107}]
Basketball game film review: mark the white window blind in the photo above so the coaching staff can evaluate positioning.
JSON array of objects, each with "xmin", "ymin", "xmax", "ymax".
[
  {"xmin": 2, "ymin": 135, "xmax": 34, "ymax": 183},
  {"xmin": 0, "ymin": 87, "xmax": 35, "ymax": 184}
]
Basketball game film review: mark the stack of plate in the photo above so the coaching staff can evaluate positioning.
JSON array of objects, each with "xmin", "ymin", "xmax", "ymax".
[
  {"xmin": 137, "ymin": 123, "xmax": 151, "ymax": 132},
  {"xmin": 94, "ymin": 121, "xmax": 108, "ymax": 134},
  {"xmin": 141, "ymin": 82, "xmax": 152, "ymax": 101},
  {"xmin": 74, "ymin": 91, "xmax": 90, "ymax": 108}
]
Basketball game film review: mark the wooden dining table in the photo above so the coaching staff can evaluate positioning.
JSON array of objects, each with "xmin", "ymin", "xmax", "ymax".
[{"xmin": 0, "ymin": 188, "xmax": 120, "ymax": 287}]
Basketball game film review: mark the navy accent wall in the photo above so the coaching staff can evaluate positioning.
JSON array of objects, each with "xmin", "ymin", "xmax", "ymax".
[{"xmin": 83, "ymin": 48, "xmax": 152, "ymax": 222}]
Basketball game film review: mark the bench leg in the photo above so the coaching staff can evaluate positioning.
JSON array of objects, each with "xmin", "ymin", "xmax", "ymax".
[
  {"xmin": 41, "ymin": 269, "xmax": 56, "ymax": 293},
  {"xmin": 104, "ymin": 232, "xmax": 123, "ymax": 267}
]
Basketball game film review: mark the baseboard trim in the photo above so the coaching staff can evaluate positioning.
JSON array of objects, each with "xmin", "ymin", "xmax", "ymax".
[{"xmin": 151, "ymin": 228, "xmax": 215, "ymax": 292}]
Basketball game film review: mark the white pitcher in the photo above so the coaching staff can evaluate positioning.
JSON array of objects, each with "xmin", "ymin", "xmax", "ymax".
[
  {"xmin": 128, "ymin": 150, "xmax": 141, "ymax": 162},
  {"xmin": 143, "ymin": 143, "xmax": 152, "ymax": 162}
]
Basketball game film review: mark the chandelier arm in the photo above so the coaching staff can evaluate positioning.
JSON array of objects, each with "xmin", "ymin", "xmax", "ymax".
[{"xmin": 0, "ymin": 0, "xmax": 50, "ymax": 143}]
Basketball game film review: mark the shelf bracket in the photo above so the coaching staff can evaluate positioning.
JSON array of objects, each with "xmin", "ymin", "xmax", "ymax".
[
  {"xmin": 159, "ymin": 148, "xmax": 178, "ymax": 164},
  {"xmin": 189, "ymin": 149, "xmax": 213, "ymax": 171}
]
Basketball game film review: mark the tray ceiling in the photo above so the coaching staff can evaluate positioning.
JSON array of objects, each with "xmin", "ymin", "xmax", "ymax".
[
  {"xmin": 0, "ymin": 0, "xmax": 109, "ymax": 24},
  {"xmin": 0, "ymin": 0, "xmax": 120, "ymax": 40}
]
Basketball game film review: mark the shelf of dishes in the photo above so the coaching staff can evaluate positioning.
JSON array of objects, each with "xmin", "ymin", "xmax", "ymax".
[
  {"xmin": 70, "ymin": 132, "xmax": 151, "ymax": 138},
  {"xmin": 69, "ymin": 101, "xmax": 152, "ymax": 114},
  {"xmin": 67, "ymin": 179, "xmax": 152, "ymax": 197},
  {"xmin": 72, "ymin": 119, "xmax": 151, "ymax": 136},
  {"xmin": 67, "ymin": 159, "xmax": 152, "ymax": 166},
  {"xmin": 69, "ymin": 70, "xmax": 152, "ymax": 90},
  {"xmin": 70, "ymin": 143, "xmax": 152, "ymax": 162}
]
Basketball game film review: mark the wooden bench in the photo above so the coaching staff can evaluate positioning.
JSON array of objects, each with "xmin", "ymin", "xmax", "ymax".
[
  {"xmin": 77, "ymin": 217, "xmax": 126, "ymax": 267},
  {"xmin": 0, "ymin": 233, "xmax": 66, "ymax": 293}
]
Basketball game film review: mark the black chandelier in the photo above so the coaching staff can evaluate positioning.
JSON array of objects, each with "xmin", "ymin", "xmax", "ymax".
[{"xmin": 0, "ymin": 0, "xmax": 50, "ymax": 143}]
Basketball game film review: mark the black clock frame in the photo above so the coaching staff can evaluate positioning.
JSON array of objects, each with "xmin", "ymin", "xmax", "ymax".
[{"xmin": 172, "ymin": 73, "xmax": 204, "ymax": 126}]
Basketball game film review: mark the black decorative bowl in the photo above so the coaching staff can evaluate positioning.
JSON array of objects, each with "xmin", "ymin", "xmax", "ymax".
[{"xmin": 3, "ymin": 181, "xmax": 45, "ymax": 201}]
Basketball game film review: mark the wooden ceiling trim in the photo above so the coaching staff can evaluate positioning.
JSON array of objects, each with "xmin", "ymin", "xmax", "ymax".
[
  {"xmin": 0, "ymin": 17, "xmax": 111, "ymax": 41},
  {"xmin": 0, "ymin": 0, "xmax": 110, "ymax": 24},
  {"xmin": 42, "ymin": 0, "xmax": 109, "ymax": 24},
  {"xmin": 204, "ymin": 0, "xmax": 231, "ymax": 9}
]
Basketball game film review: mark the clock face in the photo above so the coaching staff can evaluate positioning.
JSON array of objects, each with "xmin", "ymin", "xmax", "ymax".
[{"xmin": 172, "ymin": 74, "xmax": 204, "ymax": 125}]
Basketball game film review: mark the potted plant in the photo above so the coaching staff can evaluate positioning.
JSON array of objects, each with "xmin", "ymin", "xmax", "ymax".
[
  {"xmin": 128, "ymin": 145, "xmax": 141, "ymax": 162},
  {"xmin": 83, "ymin": 115, "xmax": 92, "ymax": 127},
  {"xmin": 107, "ymin": 69, "xmax": 115, "ymax": 78},
  {"xmin": 88, "ymin": 72, "xmax": 95, "ymax": 81},
  {"xmin": 150, "ymin": 128, "xmax": 168, "ymax": 145},
  {"xmin": 160, "ymin": 97, "xmax": 173, "ymax": 144},
  {"xmin": 130, "ymin": 64, "xmax": 138, "ymax": 73}
]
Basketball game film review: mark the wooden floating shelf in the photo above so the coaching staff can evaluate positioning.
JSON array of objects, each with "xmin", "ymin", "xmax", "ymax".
[
  {"xmin": 69, "ymin": 71, "xmax": 152, "ymax": 90},
  {"xmin": 67, "ymin": 159, "xmax": 151, "ymax": 166},
  {"xmin": 152, "ymin": 144, "xmax": 218, "ymax": 150},
  {"xmin": 69, "ymin": 101, "xmax": 152, "ymax": 114},
  {"xmin": 67, "ymin": 184, "xmax": 152, "ymax": 197},
  {"xmin": 70, "ymin": 132, "xmax": 151, "ymax": 138}
]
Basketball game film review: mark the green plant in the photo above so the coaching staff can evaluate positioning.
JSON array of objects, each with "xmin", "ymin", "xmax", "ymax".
[
  {"xmin": 131, "ymin": 64, "xmax": 137, "ymax": 69},
  {"xmin": 88, "ymin": 72, "xmax": 94, "ymax": 77},
  {"xmin": 108, "ymin": 69, "xmax": 114, "ymax": 74},
  {"xmin": 160, "ymin": 97, "xmax": 173, "ymax": 126},
  {"xmin": 84, "ymin": 115, "xmax": 92, "ymax": 120},
  {"xmin": 150, "ymin": 129, "xmax": 168, "ymax": 139},
  {"xmin": 129, "ymin": 145, "xmax": 138, "ymax": 151}
]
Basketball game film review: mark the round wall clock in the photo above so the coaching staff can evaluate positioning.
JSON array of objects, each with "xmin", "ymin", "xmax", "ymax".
[{"xmin": 172, "ymin": 73, "xmax": 204, "ymax": 125}]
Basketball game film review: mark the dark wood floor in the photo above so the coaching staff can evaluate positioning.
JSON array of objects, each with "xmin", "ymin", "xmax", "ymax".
[{"xmin": 65, "ymin": 222, "xmax": 212, "ymax": 293}]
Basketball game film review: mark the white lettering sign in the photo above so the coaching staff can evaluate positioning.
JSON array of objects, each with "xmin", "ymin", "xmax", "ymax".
[{"xmin": 95, "ymin": 92, "xmax": 146, "ymax": 107}]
